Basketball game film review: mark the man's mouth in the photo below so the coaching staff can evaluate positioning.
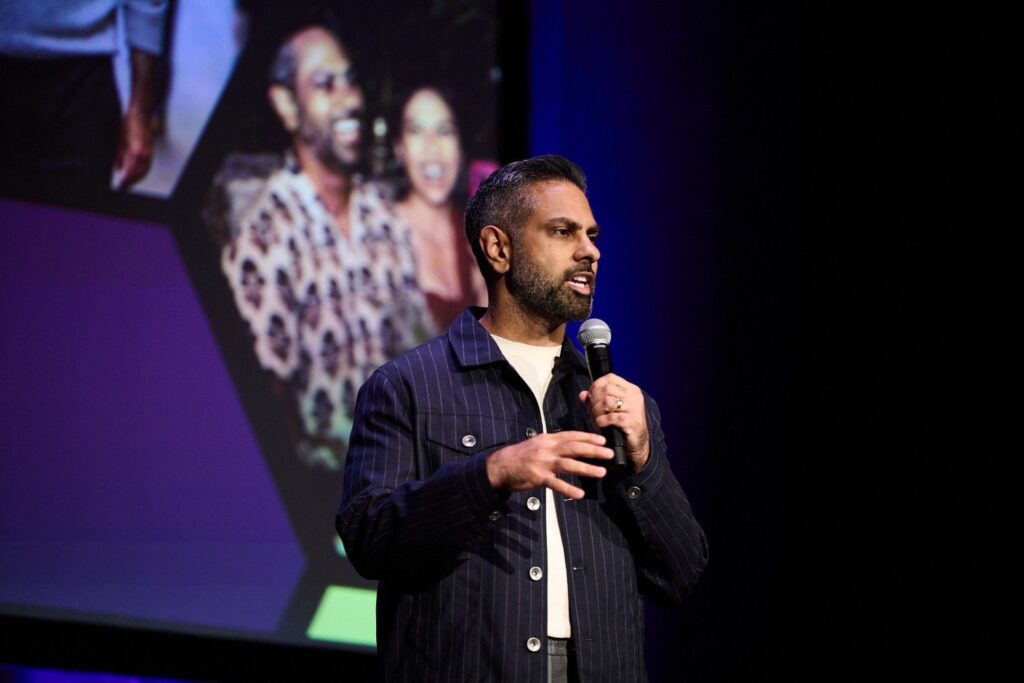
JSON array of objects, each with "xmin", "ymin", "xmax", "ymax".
[
  {"xmin": 566, "ymin": 271, "xmax": 594, "ymax": 295},
  {"xmin": 332, "ymin": 117, "xmax": 360, "ymax": 145}
]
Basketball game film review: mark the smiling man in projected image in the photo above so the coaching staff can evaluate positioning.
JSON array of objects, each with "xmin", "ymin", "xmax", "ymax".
[
  {"xmin": 338, "ymin": 155, "xmax": 707, "ymax": 682},
  {"xmin": 221, "ymin": 26, "xmax": 430, "ymax": 472}
]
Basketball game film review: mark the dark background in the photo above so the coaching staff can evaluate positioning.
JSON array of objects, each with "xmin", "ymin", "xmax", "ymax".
[{"xmin": 530, "ymin": 2, "xmax": 791, "ymax": 679}]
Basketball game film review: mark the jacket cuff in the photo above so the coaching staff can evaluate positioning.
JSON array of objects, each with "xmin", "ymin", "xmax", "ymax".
[
  {"xmin": 463, "ymin": 450, "xmax": 511, "ymax": 519},
  {"xmin": 616, "ymin": 437, "xmax": 668, "ymax": 503}
]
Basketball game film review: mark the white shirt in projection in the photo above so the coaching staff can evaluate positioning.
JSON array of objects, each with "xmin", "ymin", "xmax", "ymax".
[{"xmin": 490, "ymin": 334, "xmax": 572, "ymax": 638}]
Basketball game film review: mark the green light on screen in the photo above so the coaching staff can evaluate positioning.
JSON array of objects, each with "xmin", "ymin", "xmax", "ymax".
[{"xmin": 307, "ymin": 585, "xmax": 377, "ymax": 648}]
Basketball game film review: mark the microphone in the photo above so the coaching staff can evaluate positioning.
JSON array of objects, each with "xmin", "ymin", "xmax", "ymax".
[{"xmin": 577, "ymin": 318, "xmax": 628, "ymax": 469}]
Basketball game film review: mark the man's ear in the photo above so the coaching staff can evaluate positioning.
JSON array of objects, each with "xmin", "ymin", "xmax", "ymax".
[
  {"xmin": 268, "ymin": 85, "xmax": 300, "ymax": 133},
  {"xmin": 480, "ymin": 225, "xmax": 512, "ymax": 276}
]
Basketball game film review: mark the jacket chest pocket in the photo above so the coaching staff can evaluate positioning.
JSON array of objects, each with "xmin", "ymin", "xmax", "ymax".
[{"xmin": 420, "ymin": 412, "xmax": 515, "ymax": 471}]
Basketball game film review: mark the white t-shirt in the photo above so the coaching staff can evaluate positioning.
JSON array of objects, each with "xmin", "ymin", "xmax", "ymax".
[{"xmin": 491, "ymin": 334, "xmax": 572, "ymax": 638}]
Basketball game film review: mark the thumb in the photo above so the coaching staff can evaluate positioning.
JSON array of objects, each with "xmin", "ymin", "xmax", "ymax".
[{"xmin": 578, "ymin": 390, "xmax": 589, "ymax": 406}]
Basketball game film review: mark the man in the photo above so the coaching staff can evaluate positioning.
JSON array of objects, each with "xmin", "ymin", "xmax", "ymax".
[
  {"xmin": 338, "ymin": 155, "xmax": 707, "ymax": 682},
  {"xmin": 220, "ymin": 26, "xmax": 430, "ymax": 469},
  {"xmin": 0, "ymin": 0, "xmax": 166, "ymax": 197}
]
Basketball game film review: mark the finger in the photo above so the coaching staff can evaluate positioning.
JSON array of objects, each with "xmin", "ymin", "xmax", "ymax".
[
  {"xmin": 594, "ymin": 412, "xmax": 637, "ymax": 430},
  {"xmin": 555, "ymin": 442, "xmax": 615, "ymax": 460},
  {"xmin": 590, "ymin": 372, "xmax": 618, "ymax": 385},
  {"xmin": 578, "ymin": 390, "xmax": 590, "ymax": 405},
  {"xmin": 588, "ymin": 386, "xmax": 623, "ymax": 409},
  {"xmin": 555, "ymin": 457, "xmax": 608, "ymax": 480},
  {"xmin": 589, "ymin": 373, "xmax": 624, "ymax": 392},
  {"xmin": 545, "ymin": 476, "xmax": 586, "ymax": 501},
  {"xmin": 592, "ymin": 375, "xmax": 637, "ymax": 401},
  {"xmin": 119, "ymin": 167, "xmax": 138, "ymax": 190},
  {"xmin": 602, "ymin": 395, "xmax": 624, "ymax": 414},
  {"xmin": 545, "ymin": 430, "xmax": 606, "ymax": 445},
  {"xmin": 118, "ymin": 166, "xmax": 134, "ymax": 190},
  {"xmin": 120, "ymin": 157, "xmax": 150, "ymax": 189}
]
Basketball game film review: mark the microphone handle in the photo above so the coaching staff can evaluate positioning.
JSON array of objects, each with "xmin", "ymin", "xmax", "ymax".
[
  {"xmin": 584, "ymin": 344, "xmax": 629, "ymax": 469},
  {"xmin": 603, "ymin": 425, "xmax": 629, "ymax": 469}
]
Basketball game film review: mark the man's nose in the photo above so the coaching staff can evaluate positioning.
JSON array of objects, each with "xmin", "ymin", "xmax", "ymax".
[
  {"xmin": 576, "ymin": 234, "xmax": 600, "ymax": 263},
  {"xmin": 337, "ymin": 83, "xmax": 363, "ymax": 109}
]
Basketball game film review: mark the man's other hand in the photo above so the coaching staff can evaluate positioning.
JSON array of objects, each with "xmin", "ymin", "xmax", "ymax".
[{"xmin": 486, "ymin": 431, "xmax": 613, "ymax": 500}]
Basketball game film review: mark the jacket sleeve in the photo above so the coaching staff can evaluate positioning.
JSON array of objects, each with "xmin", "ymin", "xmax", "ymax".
[
  {"xmin": 336, "ymin": 368, "xmax": 510, "ymax": 580},
  {"xmin": 611, "ymin": 395, "xmax": 709, "ymax": 605}
]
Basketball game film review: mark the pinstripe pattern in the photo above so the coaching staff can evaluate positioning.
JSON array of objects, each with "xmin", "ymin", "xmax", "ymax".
[{"xmin": 338, "ymin": 309, "xmax": 708, "ymax": 682}]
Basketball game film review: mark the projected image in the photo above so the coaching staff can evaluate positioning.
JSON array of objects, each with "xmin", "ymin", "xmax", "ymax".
[
  {"xmin": 215, "ymin": 26, "xmax": 435, "ymax": 472},
  {"xmin": 387, "ymin": 86, "xmax": 493, "ymax": 330},
  {"xmin": 0, "ymin": 0, "xmax": 504, "ymax": 658},
  {"xmin": 195, "ymin": 2, "xmax": 499, "ymax": 649},
  {"xmin": 114, "ymin": 0, "xmax": 243, "ymax": 197},
  {"xmin": 0, "ymin": 0, "xmax": 242, "ymax": 202}
]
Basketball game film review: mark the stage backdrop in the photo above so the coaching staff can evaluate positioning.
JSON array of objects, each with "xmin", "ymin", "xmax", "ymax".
[
  {"xmin": 3, "ymin": 1, "xmax": 790, "ymax": 680},
  {"xmin": 1, "ymin": 0, "xmax": 505, "ymax": 656}
]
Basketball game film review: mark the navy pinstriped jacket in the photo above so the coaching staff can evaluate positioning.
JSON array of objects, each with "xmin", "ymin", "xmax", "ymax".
[{"xmin": 337, "ymin": 309, "xmax": 707, "ymax": 682}]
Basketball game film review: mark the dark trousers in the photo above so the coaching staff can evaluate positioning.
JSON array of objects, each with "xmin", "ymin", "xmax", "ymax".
[
  {"xmin": 0, "ymin": 55, "xmax": 120, "ymax": 202},
  {"xmin": 549, "ymin": 638, "xmax": 578, "ymax": 683}
]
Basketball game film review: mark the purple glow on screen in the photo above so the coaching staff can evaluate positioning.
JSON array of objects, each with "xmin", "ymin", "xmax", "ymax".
[
  {"xmin": 0, "ymin": 199, "xmax": 303, "ymax": 634},
  {"xmin": 0, "ymin": 663, "xmax": 198, "ymax": 683}
]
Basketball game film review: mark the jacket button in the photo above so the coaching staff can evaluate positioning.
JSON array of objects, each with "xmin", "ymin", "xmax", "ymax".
[
  {"xmin": 525, "ymin": 427, "xmax": 538, "ymax": 438},
  {"xmin": 526, "ymin": 496, "xmax": 541, "ymax": 511},
  {"xmin": 462, "ymin": 434, "xmax": 477, "ymax": 447},
  {"xmin": 529, "ymin": 566, "xmax": 543, "ymax": 581},
  {"xmin": 488, "ymin": 510, "xmax": 501, "ymax": 521},
  {"xmin": 526, "ymin": 637, "xmax": 541, "ymax": 652},
  {"xmin": 626, "ymin": 485, "xmax": 642, "ymax": 500}
]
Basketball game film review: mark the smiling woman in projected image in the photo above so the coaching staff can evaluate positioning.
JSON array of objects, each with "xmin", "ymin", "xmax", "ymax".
[{"xmin": 389, "ymin": 86, "xmax": 487, "ymax": 330}]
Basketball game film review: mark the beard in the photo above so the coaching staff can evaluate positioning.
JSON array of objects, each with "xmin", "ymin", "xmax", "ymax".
[
  {"xmin": 506, "ymin": 252, "xmax": 595, "ymax": 324},
  {"xmin": 298, "ymin": 111, "xmax": 362, "ymax": 175}
]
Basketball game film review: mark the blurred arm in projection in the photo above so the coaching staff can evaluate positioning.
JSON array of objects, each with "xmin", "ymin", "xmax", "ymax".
[
  {"xmin": 116, "ymin": 47, "xmax": 157, "ymax": 189},
  {"xmin": 116, "ymin": 0, "xmax": 168, "ymax": 189}
]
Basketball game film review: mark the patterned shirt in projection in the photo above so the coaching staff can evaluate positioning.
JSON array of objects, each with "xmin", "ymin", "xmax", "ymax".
[{"xmin": 221, "ymin": 158, "xmax": 434, "ymax": 468}]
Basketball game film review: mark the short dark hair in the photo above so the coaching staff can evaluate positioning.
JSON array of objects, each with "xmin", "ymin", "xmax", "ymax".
[
  {"xmin": 268, "ymin": 24, "xmax": 348, "ymax": 91},
  {"xmin": 464, "ymin": 154, "xmax": 587, "ymax": 279},
  {"xmin": 268, "ymin": 38, "xmax": 300, "ymax": 91}
]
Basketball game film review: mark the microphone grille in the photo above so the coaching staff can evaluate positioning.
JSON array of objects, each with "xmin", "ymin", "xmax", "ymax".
[{"xmin": 578, "ymin": 318, "xmax": 611, "ymax": 346}]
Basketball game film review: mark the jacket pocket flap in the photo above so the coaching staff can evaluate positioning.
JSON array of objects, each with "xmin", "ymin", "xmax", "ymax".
[{"xmin": 422, "ymin": 413, "xmax": 515, "ymax": 455}]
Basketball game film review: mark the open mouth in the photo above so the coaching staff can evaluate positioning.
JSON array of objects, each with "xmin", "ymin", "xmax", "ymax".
[
  {"xmin": 421, "ymin": 163, "xmax": 444, "ymax": 180},
  {"xmin": 566, "ymin": 272, "xmax": 594, "ymax": 295},
  {"xmin": 332, "ymin": 118, "xmax": 360, "ymax": 144}
]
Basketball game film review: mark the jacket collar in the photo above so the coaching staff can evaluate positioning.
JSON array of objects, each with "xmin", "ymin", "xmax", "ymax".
[{"xmin": 447, "ymin": 308, "xmax": 588, "ymax": 374}]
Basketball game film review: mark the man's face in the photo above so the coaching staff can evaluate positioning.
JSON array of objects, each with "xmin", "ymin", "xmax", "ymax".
[
  {"xmin": 291, "ymin": 28, "xmax": 364, "ymax": 173},
  {"xmin": 506, "ymin": 180, "xmax": 600, "ymax": 324}
]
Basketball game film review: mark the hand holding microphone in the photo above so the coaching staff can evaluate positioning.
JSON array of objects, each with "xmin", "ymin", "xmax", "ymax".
[{"xmin": 577, "ymin": 319, "xmax": 651, "ymax": 472}]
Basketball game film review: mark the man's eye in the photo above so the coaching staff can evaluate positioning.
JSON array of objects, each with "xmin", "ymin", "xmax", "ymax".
[
  {"xmin": 313, "ymin": 71, "xmax": 355, "ymax": 92},
  {"xmin": 588, "ymin": 232, "xmax": 599, "ymax": 244}
]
